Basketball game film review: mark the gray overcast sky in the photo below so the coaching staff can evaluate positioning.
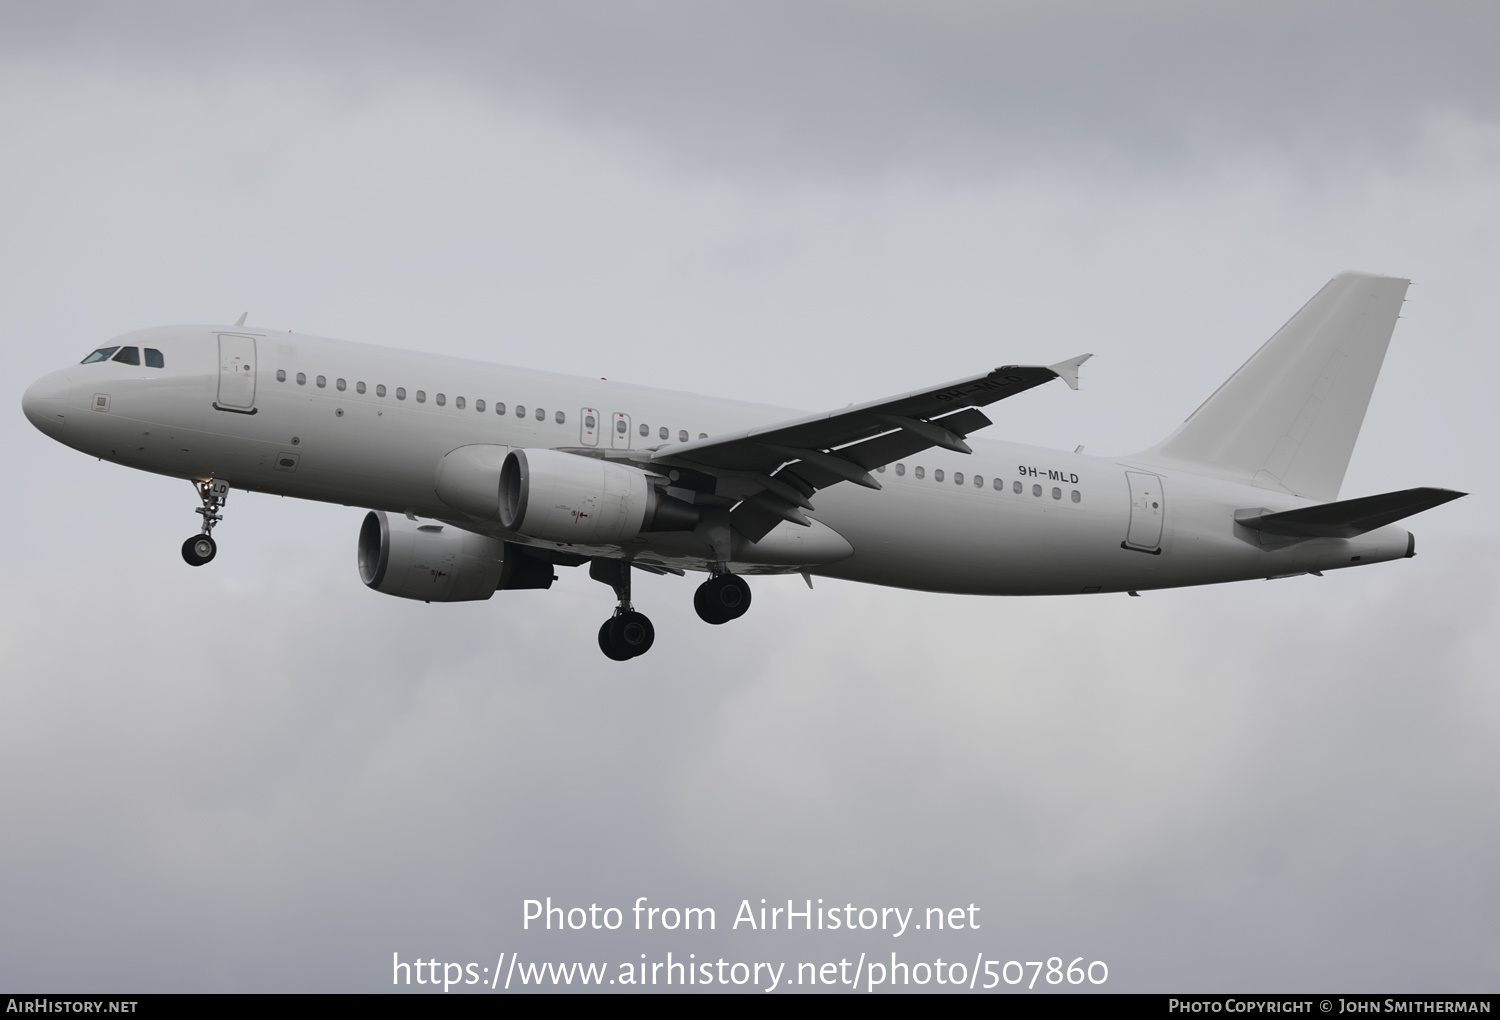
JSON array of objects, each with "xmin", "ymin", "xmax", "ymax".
[{"xmin": 2, "ymin": 1, "xmax": 1497, "ymax": 992}]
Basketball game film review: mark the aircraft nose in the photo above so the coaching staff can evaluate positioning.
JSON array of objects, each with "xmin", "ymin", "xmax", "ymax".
[{"xmin": 22, "ymin": 369, "xmax": 75, "ymax": 436}]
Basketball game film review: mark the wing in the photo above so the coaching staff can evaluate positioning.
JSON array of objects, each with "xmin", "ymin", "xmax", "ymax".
[{"xmin": 639, "ymin": 355, "xmax": 1091, "ymax": 542}]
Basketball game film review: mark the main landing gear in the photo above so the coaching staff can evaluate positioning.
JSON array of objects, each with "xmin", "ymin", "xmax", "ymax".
[
  {"xmin": 588, "ymin": 560, "xmax": 754, "ymax": 659},
  {"xmin": 590, "ymin": 559, "xmax": 656, "ymax": 661},
  {"xmin": 181, "ymin": 478, "xmax": 229, "ymax": 567},
  {"xmin": 694, "ymin": 572, "xmax": 751, "ymax": 625}
]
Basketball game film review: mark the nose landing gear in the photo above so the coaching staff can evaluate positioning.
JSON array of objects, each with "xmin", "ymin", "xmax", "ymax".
[
  {"xmin": 590, "ymin": 558, "xmax": 656, "ymax": 660},
  {"xmin": 181, "ymin": 478, "xmax": 229, "ymax": 567},
  {"xmin": 694, "ymin": 572, "xmax": 751, "ymax": 625}
]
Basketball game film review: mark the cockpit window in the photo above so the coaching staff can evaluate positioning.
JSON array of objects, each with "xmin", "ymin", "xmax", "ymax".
[
  {"xmin": 145, "ymin": 348, "xmax": 164, "ymax": 368},
  {"xmin": 112, "ymin": 346, "xmax": 140, "ymax": 366},
  {"xmin": 80, "ymin": 347, "xmax": 119, "ymax": 364}
]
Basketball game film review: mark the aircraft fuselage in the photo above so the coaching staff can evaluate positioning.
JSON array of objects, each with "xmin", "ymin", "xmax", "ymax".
[{"xmin": 22, "ymin": 323, "xmax": 1414, "ymax": 598}]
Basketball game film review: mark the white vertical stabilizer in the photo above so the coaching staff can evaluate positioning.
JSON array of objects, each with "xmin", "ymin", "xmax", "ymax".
[{"xmin": 1140, "ymin": 271, "xmax": 1409, "ymax": 501}]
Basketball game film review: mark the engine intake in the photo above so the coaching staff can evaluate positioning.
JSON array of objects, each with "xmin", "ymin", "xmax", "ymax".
[
  {"xmin": 498, "ymin": 448, "xmax": 698, "ymax": 544},
  {"xmin": 357, "ymin": 510, "xmax": 554, "ymax": 602}
]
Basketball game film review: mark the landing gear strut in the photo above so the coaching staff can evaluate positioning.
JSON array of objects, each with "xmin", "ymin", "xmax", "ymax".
[
  {"xmin": 590, "ymin": 559, "xmax": 655, "ymax": 661},
  {"xmin": 694, "ymin": 572, "xmax": 751, "ymax": 625},
  {"xmin": 181, "ymin": 478, "xmax": 229, "ymax": 567}
]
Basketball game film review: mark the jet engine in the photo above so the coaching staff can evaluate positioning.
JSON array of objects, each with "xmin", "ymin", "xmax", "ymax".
[
  {"xmin": 357, "ymin": 510, "xmax": 554, "ymax": 602},
  {"xmin": 498, "ymin": 448, "xmax": 699, "ymax": 544}
]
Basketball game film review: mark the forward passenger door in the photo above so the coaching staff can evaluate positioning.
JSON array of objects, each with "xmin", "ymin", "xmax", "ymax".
[{"xmin": 214, "ymin": 333, "xmax": 257, "ymax": 413}]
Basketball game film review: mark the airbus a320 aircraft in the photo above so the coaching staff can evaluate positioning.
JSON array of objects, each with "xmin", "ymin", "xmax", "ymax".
[{"xmin": 22, "ymin": 272, "xmax": 1463, "ymax": 660}]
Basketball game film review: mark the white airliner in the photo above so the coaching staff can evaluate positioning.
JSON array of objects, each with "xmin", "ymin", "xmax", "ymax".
[{"xmin": 22, "ymin": 271, "xmax": 1463, "ymax": 660}]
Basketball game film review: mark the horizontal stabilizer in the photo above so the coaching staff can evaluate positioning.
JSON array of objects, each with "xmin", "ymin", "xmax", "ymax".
[{"xmin": 1235, "ymin": 487, "xmax": 1465, "ymax": 539}]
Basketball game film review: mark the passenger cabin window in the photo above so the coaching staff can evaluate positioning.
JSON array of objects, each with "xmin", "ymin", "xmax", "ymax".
[
  {"xmin": 915, "ymin": 466, "xmax": 925, "ymax": 479},
  {"xmin": 698, "ymin": 433, "xmax": 707, "ymax": 440},
  {"xmin": 112, "ymin": 347, "xmax": 140, "ymax": 366},
  {"xmin": 376, "ymin": 384, "xmax": 386, "ymax": 397},
  {"xmin": 296, "ymin": 373, "xmax": 307, "ymax": 385},
  {"xmin": 144, "ymin": 348, "xmax": 164, "ymax": 368},
  {"xmin": 336, "ymin": 378, "xmax": 346, "ymax": 391},
  {"xmin": 973, "ymin": 475, "xmax": 983, "ymax": 488},
  {"xmin": 80, "ymin": 347, "xmax": 119, "ymax": 364},
  {"xmin": 515, "ymin": 405, "xmax": 525, "ymax": 417},
  {"xmin": 639, "ymin": 423, "xmax": 649, "ymax": 437},
  {"xmin": 1052, "ymin": 487, "xmax": 1062, "ymax": 500},
  {"xmin": 658, "ymin": 426, "xmax": 668, "ymax": 440},
  {"xmin": 1072, "ymin": 490, "xmax": 1081, "ymax": 503},
  {"xmin": 535, "ymin": 407, "xmax": 545, "ymax": 421},
  {"xmin": 356, "ymin": 381, "xmax": 366, "ymax": 394},
  {"xmin": 276, "ymin": 369, "xmax": 287, "ymax": 382},
  {"xmin": 876, "ymin": 464, "xmax": 886, "ymax": 473},
  {"xmin": 1033, "ymin": 484, "xmax": 1042, "ymax": 497},
  {"xmin": 435, "ymin": 393, "xmax": 446, "ymax": 406},
  {"xmin": 415, "ymin": 390, "xmax": 426, "ymax": 403},
  {"xmin": 1013, "ymin": 481, "xmax": 1022, "ymax": 494},
  {"xmin": 954, "ymin": 472, "xmax": 964, "ymax": 485},
  {"xmin": 476, "ymin": 399, "xmax": 485, "ymax": 412},
  {"xmin": 396, "ymin": 387, "xmax": 406, "ymax": 400},
  {"xmin": 316, "ymin": 375, "xmax": 326, "ymax": 388},
  {"xmin": 555, "ymin": 410, "xmax": 565, "ymax": 424},
  {"xmin": 934, "ymin": 469, "xmax": 944, "ymax": 482},
  {"xmin": 994, "ymin": 478, "xmax": 1003, "ymax": 491},
  {"xmin": 495, "ymin": 402, "xmax": 506, "ymax": 415},
  {"xmin": 895, "ymin": 463, "xmax": 905, "ymax": 476},
  {"xmin": 678, "ymin": 430, "xmax": 688, "ymax": 442},
  {"xmin": 455, "ymin": 396, "xmax": 465, "ymax": 409}
]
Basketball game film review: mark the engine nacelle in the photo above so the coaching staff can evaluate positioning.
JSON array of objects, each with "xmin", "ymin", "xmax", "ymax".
[
  {"xmin": 498, "ymin": 448, "xmax": 698, "ymax": 544},
  {"xmin": 357, "ymin": 510, "xmax": 554, "ymax": 602}
]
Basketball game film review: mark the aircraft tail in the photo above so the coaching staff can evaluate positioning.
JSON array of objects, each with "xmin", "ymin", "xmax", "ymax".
[
  {"xmin": 1140, "ymin": 271, "xmax": 1409, "ymax": 501},
  {"xmin": 1235, "ymin": 486, "xmax": 1465, "ymax": 539}
]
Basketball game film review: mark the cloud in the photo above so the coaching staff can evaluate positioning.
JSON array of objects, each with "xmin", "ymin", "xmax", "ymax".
[
  {"xmin": 2, "ymin": 540, "xmax": 1496, "ymax": 989},
  {"xmin": 1, "ymin": 2, "xmax": 1496, "ymax": 991},
  {"xmin": 4, "ymin": 1, "xmax": 1500, "ymax": 179}
]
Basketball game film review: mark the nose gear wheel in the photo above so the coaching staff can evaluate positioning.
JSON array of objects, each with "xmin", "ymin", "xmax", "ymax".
[{"xmin": 181, "ymin": 534, "xmax": 217, "ymax": 566}]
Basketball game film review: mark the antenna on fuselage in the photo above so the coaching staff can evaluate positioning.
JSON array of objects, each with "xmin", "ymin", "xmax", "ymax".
[{"xmin": 233, "ymin": 312, "xmax": 247, "ymax": 327}]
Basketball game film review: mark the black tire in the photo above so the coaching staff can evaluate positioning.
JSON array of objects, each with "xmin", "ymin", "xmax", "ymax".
[
  {"xmin": 598, "ymin": 619, "xmax": 632, "ymax": 661},
  {"xmin": 609, "ymin": 611, "xmax": 655, "ymax": 658},
  {"xmin": 695, "ymin": 574, "xmax": 751, "ymax": 624},
  {"xmin": 694, "ymin": 579, "xmax": 727, "ymax": 624},
  {"xmin": 693, "ymin": 581, "xmax": 723, "ymax": 624},
  {"xmin": 715, "ymin": 574, "xmax": 751, "ymax": 620},
  {"xmin": 181, "ymin": 534, "xmax": 217, "ymax": 566}
]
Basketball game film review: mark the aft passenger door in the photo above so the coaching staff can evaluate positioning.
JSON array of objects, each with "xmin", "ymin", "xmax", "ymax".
[
  {"xmin": 1123, "ymin": 470, "xmax": 1165, "ymax": 552},
  {"xmin": 215, "ymin": 333, "xmax": 258, "ymax": 413}
]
